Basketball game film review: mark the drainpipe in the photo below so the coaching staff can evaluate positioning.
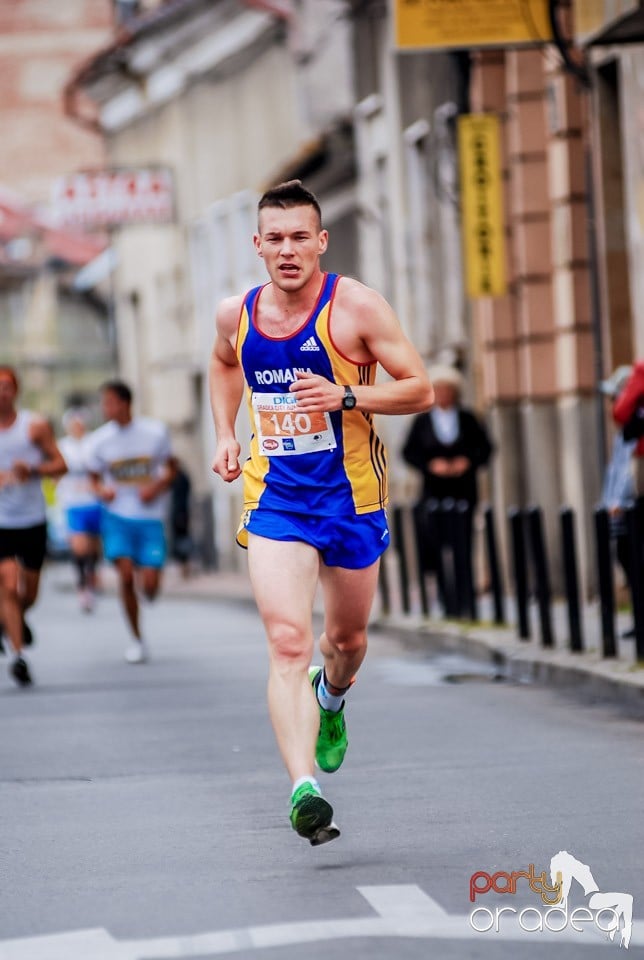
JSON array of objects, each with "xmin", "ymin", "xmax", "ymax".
[{"xmin": 380, "ymin": 20, "xmax": 412, "ymax": 336}]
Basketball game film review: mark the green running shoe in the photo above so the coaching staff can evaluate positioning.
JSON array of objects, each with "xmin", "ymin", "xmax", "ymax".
[
  {"xmin": 289, "ymin": 782, "xmax": 340, "ymax": 846},
  {"xmin": 309, "ymin": 665, "xmax": 349, "ymax": 773}
]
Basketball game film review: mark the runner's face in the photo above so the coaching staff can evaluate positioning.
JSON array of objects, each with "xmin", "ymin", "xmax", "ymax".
[
  {"xmin": 0, "ymin": 374, "xmax": 17, "ymax": 415},
  {"xmin": 254, "ymin": 205, "xmax": 328, "ymax": 291},
  {"xmin": 101, "ymin": 390, "xmax": 129, "ymax": 424}
]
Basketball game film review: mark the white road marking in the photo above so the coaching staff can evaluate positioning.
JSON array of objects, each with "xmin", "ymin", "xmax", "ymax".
[
  {"xmin": 0, "ymin": 928, "xmax": 131, "ymax": 960},
  {"xmin": 358, "ymin": 883, "xmax": 448, "ymax": 920},
  {"xmin": 1, "ymin": 886, "xmax": 642, "ymax": 958}
]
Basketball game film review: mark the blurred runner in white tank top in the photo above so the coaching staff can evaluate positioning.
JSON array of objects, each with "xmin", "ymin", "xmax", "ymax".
[{"xmin": 0, "ymin": 366, "xmax": 67, "ymax": 687}]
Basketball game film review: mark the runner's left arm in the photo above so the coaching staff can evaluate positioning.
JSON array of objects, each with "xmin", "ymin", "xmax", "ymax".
[
  {"xmin": 13, "ymin": 418, "xmax": 67, "ymax": 481},
  {"xmin": 290, "ymin": 284, "xmax": 433, "ymax": 416}
]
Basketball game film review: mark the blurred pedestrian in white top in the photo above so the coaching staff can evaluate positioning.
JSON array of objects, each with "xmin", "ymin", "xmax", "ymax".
[{"xmin": 57, "ymin": 407, "xmax": 102, "ymax": 613}]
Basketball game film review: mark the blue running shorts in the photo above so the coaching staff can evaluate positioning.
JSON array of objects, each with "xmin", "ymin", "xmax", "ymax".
[
  {"xmin": 237, "ymin": 507, "xmax": 390, "ymax": 569},
  {"xmin": 101, "ymin": 512, "xmax": 166, "ymax": 568},
  {"xmin": 66, "ymin": 504, "xmax": 102, "ymax": 536}
]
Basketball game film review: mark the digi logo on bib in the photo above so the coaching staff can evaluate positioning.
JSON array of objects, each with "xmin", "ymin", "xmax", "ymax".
[{"xmin": 282, "ymin": 438, "xmax": 295, "ymax": 451}]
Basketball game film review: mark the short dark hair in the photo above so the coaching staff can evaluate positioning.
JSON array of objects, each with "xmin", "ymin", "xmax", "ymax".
[
  {"xmin": 101, "ymin": 379, "xmax": 133, "ymax": 404},
  {"xmin": 0, "ymin": 365, "xmax": 19, "ymax": 391},
  {"xmin": 258, "ymin": 180, "xmax": 322, "ymax": 229}
]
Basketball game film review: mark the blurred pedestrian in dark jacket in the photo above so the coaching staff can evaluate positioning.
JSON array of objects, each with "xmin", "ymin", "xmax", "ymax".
[
  {"xmin": 402, "ymin": 365, "xmax": 492, "ymax": 615},
  {"xmin": 402, "ymin": 365, "xmax": 492, "ymax": 508}
]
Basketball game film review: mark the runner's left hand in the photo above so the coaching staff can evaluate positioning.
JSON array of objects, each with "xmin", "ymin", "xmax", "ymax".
[{"xmin": 289, "ymin": 371, "xmax": 344, "ymax": 412}]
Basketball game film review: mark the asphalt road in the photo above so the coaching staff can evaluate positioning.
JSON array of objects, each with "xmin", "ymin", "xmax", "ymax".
[{"xmin": 1, "ymin": 569, "xmax": 643, "ymax": 959}]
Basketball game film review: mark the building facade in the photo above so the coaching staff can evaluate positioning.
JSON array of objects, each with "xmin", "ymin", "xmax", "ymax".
[
  {"xmin": 0, "ymin": 0, "xmax": 112, "ymax": 203},
  {"xmin": 65, "ymin": 0, "xmax": 644, "ymax": 590}
]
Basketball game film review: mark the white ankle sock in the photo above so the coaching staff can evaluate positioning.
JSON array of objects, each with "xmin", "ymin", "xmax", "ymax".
[
  {"xmin": 292, "ymin": 776, "xmax": 320, "ymax": 796},
  {"xmin": 316, "ymin": 671, "xmax": 346, "ymax": 713}
]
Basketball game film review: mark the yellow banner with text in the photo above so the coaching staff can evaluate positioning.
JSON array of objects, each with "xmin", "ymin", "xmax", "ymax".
[
  {"xmin": 458, "ymin": 114, "xmax": 507, "ymax": 299},
  {"xmin": 393, "ymin": 0, "xmax": 551, "ymax": 50}
]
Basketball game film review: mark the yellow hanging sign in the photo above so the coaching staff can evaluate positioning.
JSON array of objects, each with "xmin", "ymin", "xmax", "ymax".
[
  {"xmin": 458, "ymin": 114, "xmax": 507, "ymax": 299},
  {"xmin": 393, "ymin": 0, "xmax": 552, "ymax": 50}
]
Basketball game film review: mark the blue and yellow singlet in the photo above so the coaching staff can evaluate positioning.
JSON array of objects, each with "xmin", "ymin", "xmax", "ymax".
[{"xmin": 236, "ymin": 272, "xmax": 388, "ymax": 518}]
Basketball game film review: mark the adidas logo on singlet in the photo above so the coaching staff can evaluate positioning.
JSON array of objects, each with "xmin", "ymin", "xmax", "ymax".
[{"xmin": 300, "ymin": 336, "xmax": 320, "ymax": 352}]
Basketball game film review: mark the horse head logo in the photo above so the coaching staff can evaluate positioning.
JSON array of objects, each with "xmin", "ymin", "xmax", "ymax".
[{"xmin": 550, "ymin": 851, "xmax": 633, "ymax": 948}]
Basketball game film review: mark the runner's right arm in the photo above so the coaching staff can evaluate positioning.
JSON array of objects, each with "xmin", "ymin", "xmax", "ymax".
[
  {"xmin": 88, "ymin": 471, "xmax": 115, "ymax": 503},
  {"xmin": 209, "ymin": 296, "xmax": 245, "ymax": 483}
]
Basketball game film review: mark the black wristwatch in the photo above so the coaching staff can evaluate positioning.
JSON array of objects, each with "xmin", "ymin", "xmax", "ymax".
[{"xmin": 342, "ymin": 385, "xmax": 357, "ymax": 410}]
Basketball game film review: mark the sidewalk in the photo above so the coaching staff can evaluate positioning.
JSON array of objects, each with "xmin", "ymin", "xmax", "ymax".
[{"xmin": 48, "ymin": 561, "xmax": 644, "ymax": 711}]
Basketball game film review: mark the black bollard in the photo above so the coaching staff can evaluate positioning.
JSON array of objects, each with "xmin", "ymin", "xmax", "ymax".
[
  {"xmin": 453, "ymin": 501, "xmax": 477, "ymax": 621},
  {"xmin": 438, "ymin": 498, "xmax": 459, "ymax": 618},
  {"xmin": 484, "ymin": 505, "xmax": 505, "ymax": 625},
  {"xmin": 593, "ymin": 507, "xmax": 616, "ymax": 658},
  {"xmin": 412, "ymin": 503, "xmax": 430, "ymax": 617},
  {"xmin": 560, "ymin": 507, "xmax": 584, "ymax": 652},
  {"xmin": 508, "ymin": 507, "xmax": 530, "ymax": 640},
  {"xmin": 626, "ymin": 504, "xmax": 644, "ymax": 661},
  {"xmin": 392, "ymin": 505, "xmax": 410, "ymax": 615},
  {"xmin": 527, "ymin": 507, "xmax": 554, "ymax": 648}
]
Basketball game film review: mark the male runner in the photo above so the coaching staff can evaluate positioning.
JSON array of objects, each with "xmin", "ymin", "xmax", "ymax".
[
  {"xmin": 209, "ymin": 180, "xmax": 433, "ymax": 845},
  {"xmin": 0, "ymin": 366, "xmax": 67, "ymax": 686},
  {"xmin": 87, "ymin": 381, "xmax": 176, "ymax": 664}
]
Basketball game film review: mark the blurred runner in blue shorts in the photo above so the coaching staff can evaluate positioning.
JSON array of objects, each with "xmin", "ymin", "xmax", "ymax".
[{"xmin": 87, "ymin": 381, "xmax": 176, "ymax": 665}]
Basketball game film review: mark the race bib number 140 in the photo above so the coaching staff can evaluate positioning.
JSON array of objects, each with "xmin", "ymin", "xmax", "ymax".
[{"xmin": 252, "ymin": 393, "xmax": 337, "ymax": 456}]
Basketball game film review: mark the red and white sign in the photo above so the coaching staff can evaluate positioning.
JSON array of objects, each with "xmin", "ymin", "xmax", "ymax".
[{"xmin": 51, "ymin": 167, "xmax": 175, "ymax": 228}]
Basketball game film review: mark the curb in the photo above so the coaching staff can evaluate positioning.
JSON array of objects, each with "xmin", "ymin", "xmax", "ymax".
[{"xmin": 371, "ymin": 616, "xmax": 644, "ymax": 718}]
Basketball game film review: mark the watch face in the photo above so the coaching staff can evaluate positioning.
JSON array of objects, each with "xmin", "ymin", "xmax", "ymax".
[{"xmin": 343, "ymin": 389, "xmax": 356, "ymax": 410}]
